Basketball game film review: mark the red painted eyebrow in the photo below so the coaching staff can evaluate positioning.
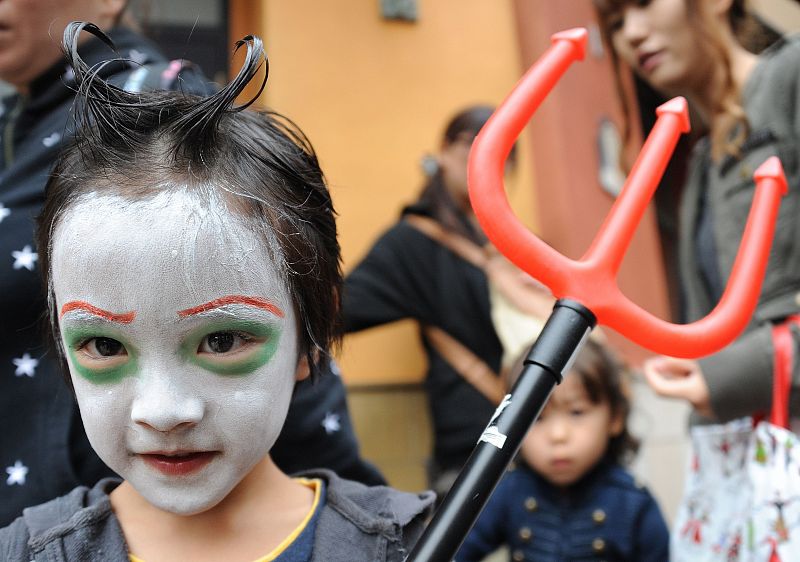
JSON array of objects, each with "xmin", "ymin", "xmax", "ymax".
[
  {"xmin": 60, "ymin": 301, "xmax": 136, "ymax": 323},
  {"xmin": 177, "ymin": 295, "xmax": 285, "ymax": 318}
]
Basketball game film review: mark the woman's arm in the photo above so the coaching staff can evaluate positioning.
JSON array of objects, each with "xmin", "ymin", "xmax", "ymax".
[
  {"xmin": 343, "ymin": 221, "xmax": 443, "ymax": 333},
  {"xmin": 643, "ymin": 325, "xmax": 773, "ymax": 421}
]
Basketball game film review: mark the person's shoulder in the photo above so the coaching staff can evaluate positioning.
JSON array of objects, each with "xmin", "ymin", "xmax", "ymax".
[
  {"xmin": 0, "ymin": 479, "xmax": 121, "ymax": 561},
  {"xmin": 595, "ymin": 463, "xmax": 657, "ymax": 501},
  {"xmin": 762, "ymin": 34, "xmax": 800, "ymax": 68},
  {"xmin": 357, "ymin": 214, "xmax": 441, "ymax": 264},
  {"xmin": 498, "ymin": 463, "xmax": 541, "ymax": 493},
  {"xmin": 317, "ymin": 469, "xmax": 434, "ymax": 527},
  {"xmin": 301, "ymin": 469, "xmax": 434, "ymax": 561},
  {"xmin": 480, "ymin": 464, "xmax": 541, "ymax": 514},
  {"xmin": 746, "ymin": 35, "xmax": 800, "ymax": 109},
  {"xmin": 584, "ymin": 465, "xmax": 666, "ymax": 531},
  {"xmin": 391, "ymin": 212, "xmax": 443, "ymax": 247}
]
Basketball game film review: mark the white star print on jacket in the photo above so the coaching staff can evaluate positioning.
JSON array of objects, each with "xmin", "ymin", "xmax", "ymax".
[
  {"xmin": 11, "ymin": 245, "xmax": 37, "ymax": 271},
  {"xmin": 0, "ymin": 203, "xmax": 9, "ymax": 224},
  {"xmin": 41, "ymin": 132, "xmax": 61, "ymax": 147},
  {"xmin": 12, "ymin": 353, "xmax": 38, "ymax": 377},
  {"xmin": 6, "ymin": 461, "xmax": 28, "ymax": 486},
  {"xmin": 321, "ymin": 412, "xmax": 341, "ymax": 434}
]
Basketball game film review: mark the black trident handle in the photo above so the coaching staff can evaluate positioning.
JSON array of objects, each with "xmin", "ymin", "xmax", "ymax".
[{"xmin": 405, "ymin": 299, "xmax": 596, "ymax": 562}]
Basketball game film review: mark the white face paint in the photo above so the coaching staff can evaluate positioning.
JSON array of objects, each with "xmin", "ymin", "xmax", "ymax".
[{"xmin": 51, "ymin": 190, "xmax": 303, "ymax": 515}]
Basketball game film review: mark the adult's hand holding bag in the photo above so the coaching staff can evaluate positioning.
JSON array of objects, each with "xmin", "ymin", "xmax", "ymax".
[{"xmin": 673, "ymin": 317, "xmax": 800, "ymax": 561}]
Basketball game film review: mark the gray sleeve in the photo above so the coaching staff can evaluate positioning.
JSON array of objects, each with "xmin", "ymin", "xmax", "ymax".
[
  {"xmin": 698, "ymin": 324, "xmax": 773, "ymax": 422},
  {"xmin": 0, "ymin": 517, "xmax": 32, "ymax": 562}
]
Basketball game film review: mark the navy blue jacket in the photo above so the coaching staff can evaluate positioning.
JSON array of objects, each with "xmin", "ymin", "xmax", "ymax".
[{"xmin": 457, "ymin": 462, "xmax": 669, "ymax": 561}]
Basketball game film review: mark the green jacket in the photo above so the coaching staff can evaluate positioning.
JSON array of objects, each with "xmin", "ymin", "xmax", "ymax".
[{"xmin": 679, "ymin": 35, "xmax": 800, "ymax": 422}]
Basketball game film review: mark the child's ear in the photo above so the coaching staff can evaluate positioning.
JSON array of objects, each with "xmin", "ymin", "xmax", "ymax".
[
  {"xmin": 710, "ymin": 0, "xmax": 735, "ymax": 17},
  {"xmin": 609, "ymin": 411, "xmax": 624, "ymax": 437},
  {"xmin": 294, "ymin": 356, "xmax": 311, "ymax": 382}
]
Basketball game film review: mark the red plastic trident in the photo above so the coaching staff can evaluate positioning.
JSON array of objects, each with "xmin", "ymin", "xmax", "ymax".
[
  {"xmin": 406, "ymin": 27, "xmax": 787, "ymax": 562},
  {"xmin": 469, "ymin": 27, "xmax": 787, "ymax": 358}
]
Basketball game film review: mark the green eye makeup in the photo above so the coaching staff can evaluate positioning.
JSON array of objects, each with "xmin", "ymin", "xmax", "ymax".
[
  {"xmin": 62, "ymin": 327, "xmax": 137, "ymax": 384},
  {"xmin": 180, "ymin": 320, "xmax": 281, "ymax": 376}
]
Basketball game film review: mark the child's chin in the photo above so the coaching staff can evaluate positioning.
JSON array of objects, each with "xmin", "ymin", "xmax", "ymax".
[
  {"xmin": 136, "ymin": 480, "xmax": 234, "ymax": 516},
  {"xmin": 542, "ymin": 471, "xmax": 580, "ymax": 488}
]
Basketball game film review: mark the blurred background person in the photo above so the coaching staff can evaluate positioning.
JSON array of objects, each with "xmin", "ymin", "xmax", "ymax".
[
  {"xmin": 457, "ymin": 339, "xmax": 669, "ymax": 562},
  {"xmin": 343, "ymin": 106, "xmax": 554, "ymax": 500},
  {"xmin": 594, "ymin": 0, "xmax": 800, "ymax": 423}
]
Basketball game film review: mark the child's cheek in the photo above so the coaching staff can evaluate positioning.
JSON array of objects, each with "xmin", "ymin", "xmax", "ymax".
[
  {"xmin": 209, "ymin": 355, "xmax": 298, "ymax": 457},
  {"xmin": 71, "ymin": 375, "xmax": 133, "ymax": 466}
]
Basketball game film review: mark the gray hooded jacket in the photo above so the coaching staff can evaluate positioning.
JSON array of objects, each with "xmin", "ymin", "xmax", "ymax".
[{"xmin": 0, "ymin": 469, "xmax": 435, "ymax": 562}]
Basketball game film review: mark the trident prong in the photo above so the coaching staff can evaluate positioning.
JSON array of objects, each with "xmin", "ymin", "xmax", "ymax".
[
  {"xmin": 405, "ymin": 27, "xmax": 786, "ymax": 562},
  {"xmin": 468, "ymin": 27, "xmax": 787, "ymax": 358}
]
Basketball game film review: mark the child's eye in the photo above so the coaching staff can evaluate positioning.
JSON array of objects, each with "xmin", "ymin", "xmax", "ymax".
[
  {"xmin": 570, "ymin": 408, "xmax": 586, "ymax": 417},
  {"xmin": 183, "ymin": 322, "xmax": 281, "ymax": 376},
  {"xmin": 81, "ymin": 337, "xmax": 127, "ymax": 359},
  {"xmin": 69, "ymin": 335, "xmax": 133, "ymax": 383},
  {"xmin": 198, "ymin": 331, "xmax": 253, "ymax": 355}
]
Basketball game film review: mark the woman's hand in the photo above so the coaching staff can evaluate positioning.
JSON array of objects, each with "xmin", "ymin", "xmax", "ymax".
[{"xmin": 642, "ymin": 356, "xmax": 714, "ymax": 418}]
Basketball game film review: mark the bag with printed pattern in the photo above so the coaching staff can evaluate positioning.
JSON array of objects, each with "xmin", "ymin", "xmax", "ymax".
[{"xmin": 672, "ymin": 318, "xmax": 800, "ymax": 561}]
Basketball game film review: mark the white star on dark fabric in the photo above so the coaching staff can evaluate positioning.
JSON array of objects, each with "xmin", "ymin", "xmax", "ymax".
[
  {"xmin": 321, "ymin": 412, "xmax": 341, "ymax": 435},
  {"xmin": 13, "ymin": 353, "xmax": 38, "ymax": 377},
  {"xmin": 11, "ymin": 245, "xmax": 38, "ymax": 271},
  {"xmin": 128, "ymin": 49, "xmax": 148, "ymax": 64},
  {"xmin": 6, "ymin": 461, "xmax": 28, "ymax": 486},
  {"xmin": 42, "ymin": 131, "xmax": 61, "ymax": 147},
  {"xmin": 0, "ymin": 203, "xmax": 10, "ymax": 224}
]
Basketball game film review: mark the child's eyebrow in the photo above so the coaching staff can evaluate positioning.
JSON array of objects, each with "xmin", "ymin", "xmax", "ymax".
[
  {"xmin": 60, "ymin": 301, "xmax": 136, "ymax": 323},
  {"xmin": 177, "ymin": 295, "xmax": 285, "ymax": 318}
]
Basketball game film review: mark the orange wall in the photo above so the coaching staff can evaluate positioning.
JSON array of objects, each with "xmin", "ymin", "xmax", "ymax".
[{"xmin": 254, "ymin": 1, "xmax": 538, "ymax": 385}]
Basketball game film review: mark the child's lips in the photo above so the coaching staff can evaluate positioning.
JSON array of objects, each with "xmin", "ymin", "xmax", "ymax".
[
  {"xmin": 550, "ymin": 458, "xmax": 572, "ymax": 469},
  {"xmin": 139, "ymin": 451, "xmax": 218, "ymax": 476}
]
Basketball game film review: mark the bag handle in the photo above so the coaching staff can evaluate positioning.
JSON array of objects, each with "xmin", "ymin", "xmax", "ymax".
[
  {"xmin": 770, "ymin": 315, "xmax": 800, "ymax": 428},
  {"xmin": 423, "ymin": 325, "xmax": 505, "ymax": 405},
  {"xmin": 404, "ymin": 215, "xmax": 505, "ymax": 405},
  {"xmin": 404, "ymin": 214, "xmax": 488, "ymax": 269}
]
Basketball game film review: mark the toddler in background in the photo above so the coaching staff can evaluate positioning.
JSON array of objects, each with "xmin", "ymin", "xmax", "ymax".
[{"xmin": 457, "ymin": 338, "xmax": 669, "ymax": 561}]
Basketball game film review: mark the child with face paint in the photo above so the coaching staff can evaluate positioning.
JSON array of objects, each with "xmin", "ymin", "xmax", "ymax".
[
  {"xmin": 0, "ymin": 22, "xmax": 434, "ymax": 562},
  {"xmin": 456, "ymin": 339, "xmax": 669, "ymax": 562}
]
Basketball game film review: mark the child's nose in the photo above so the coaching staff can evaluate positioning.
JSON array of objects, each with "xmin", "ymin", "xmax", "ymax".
[
  {"xmin": 547, "ymin": 417, "xmax": 570, "ymax": 442},
  {"xmin": 130, "ymin": 372, "xmax": 205, "ymax": 432}
]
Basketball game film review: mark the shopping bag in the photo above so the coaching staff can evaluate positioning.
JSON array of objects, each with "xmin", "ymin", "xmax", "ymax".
[{"xmin": 672, "ymin": 318, "xmax": 800, "ymax": 561}]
